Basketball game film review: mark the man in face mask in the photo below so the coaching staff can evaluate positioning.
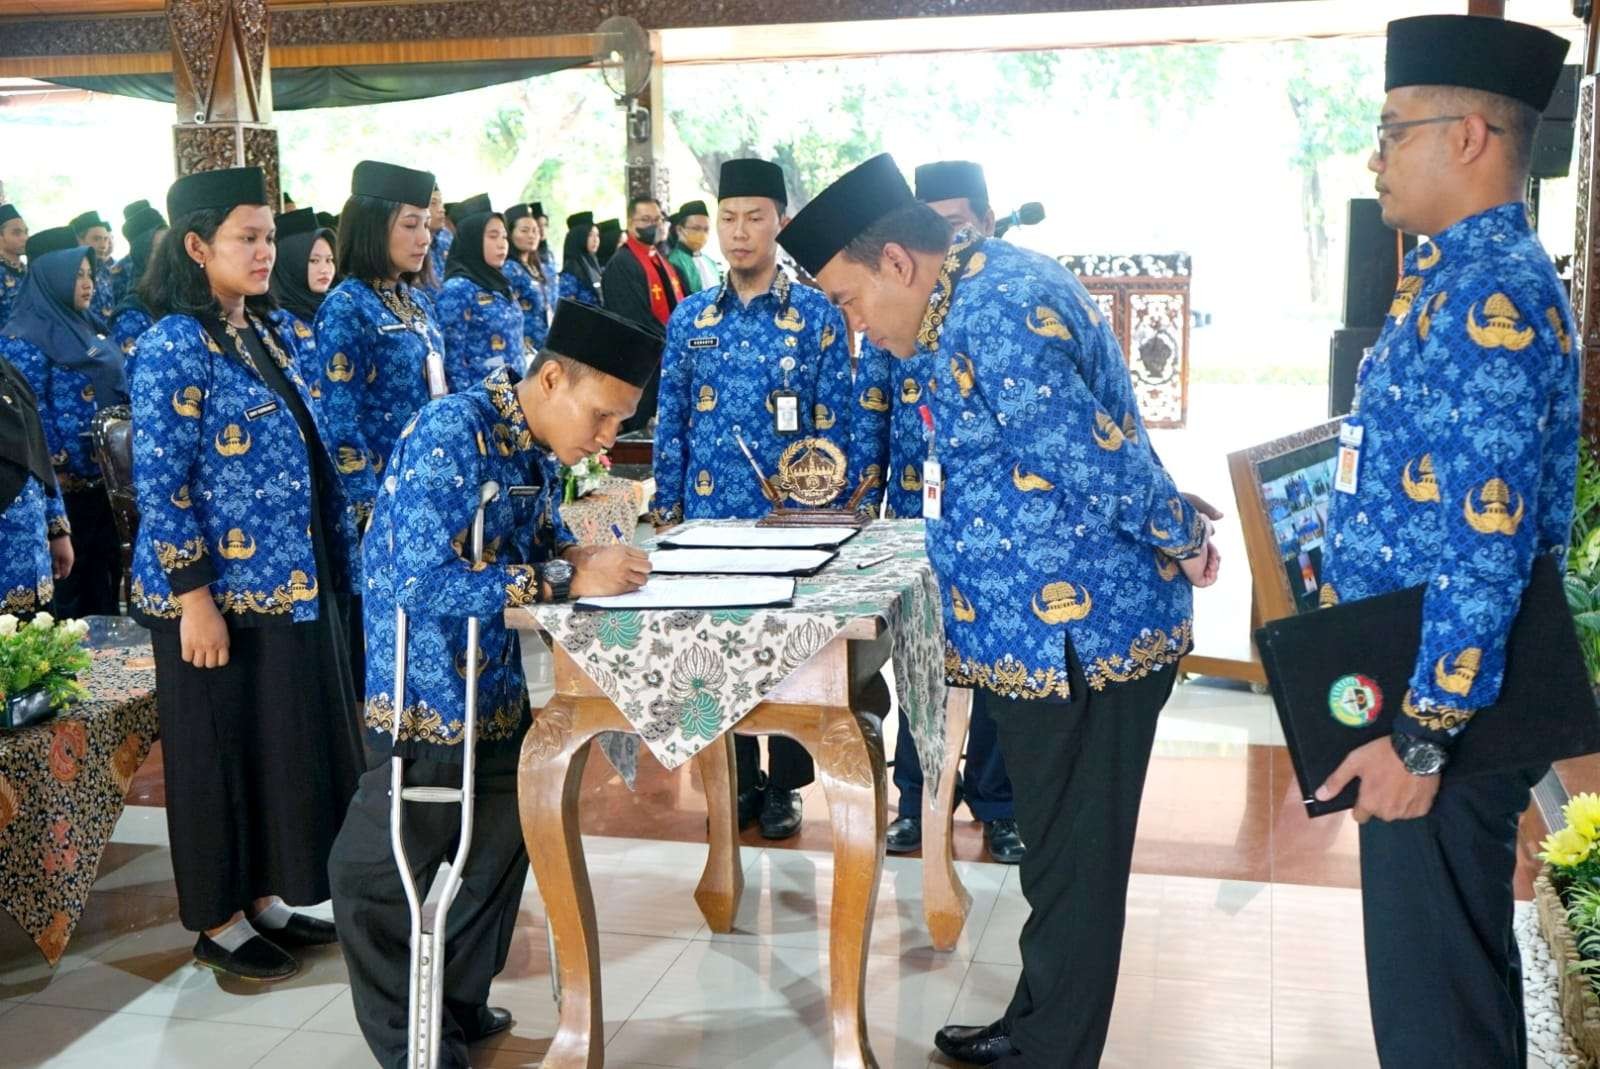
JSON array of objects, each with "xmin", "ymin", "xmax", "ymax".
[
  {"xmin": 600, "ymin": 195, "xmax": 686, "ymax": 432},
  {"xmin": 666, "ymin": 200, "xmax": 720, "ymax": 297}
]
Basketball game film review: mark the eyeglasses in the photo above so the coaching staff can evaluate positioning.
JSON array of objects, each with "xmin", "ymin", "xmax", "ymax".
[
  {"xmin": 1375, "ymin": 115, "xmax": 1505, "ymax": 159},
  {"xmin": 678, "ymin": 223, "xmax": 710, "ymax": 235}
]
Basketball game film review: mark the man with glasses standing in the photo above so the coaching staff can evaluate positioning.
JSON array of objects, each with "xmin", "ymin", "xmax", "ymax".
[
  {"xmin": 602, "ymin": 195, "xmax": 685, "ymax": 432},
  {"xmin": 1315, "ymin": 16, "xmax": 1573, "ymax": 1067}
]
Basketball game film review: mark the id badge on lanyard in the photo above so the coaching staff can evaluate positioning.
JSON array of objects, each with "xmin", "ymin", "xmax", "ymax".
[
  {"xmin": 919, "ymin": 405, "xmax": 943, "ymax": 520},
  {"xmin": 1334, "ymin": 421, "xmax": 1363, "ymax": 495},
  {"xmin": 773, "ymin": 356, "xmax": 799, "ymax": 435}
]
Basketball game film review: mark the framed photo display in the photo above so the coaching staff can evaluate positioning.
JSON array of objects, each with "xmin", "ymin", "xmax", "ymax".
[{"xmin": 1228, "ymin": 418, "xmax": 1345, "ymax": 626}]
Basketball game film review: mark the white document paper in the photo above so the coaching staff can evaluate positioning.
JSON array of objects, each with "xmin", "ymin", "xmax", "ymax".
[
  {"xmin": 660, "ymin": 524, "xmax": 860, "ymax": 550},
  {"xmin": 576, "ymin": 577, "xmax": 796, "ymax": 611},
  {"xmin": 650, "ymin": 548, "xmax": 835, "ymax": 575}
]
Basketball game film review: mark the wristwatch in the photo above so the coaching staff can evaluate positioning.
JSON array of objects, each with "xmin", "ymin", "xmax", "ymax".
[
  {"xmin": 540, "ymin": 559, "xmax": 575, "ymax": 602},
  {"xmin": 1391, "ymin": 733, "xmax": 1448, "ymax": 776}
]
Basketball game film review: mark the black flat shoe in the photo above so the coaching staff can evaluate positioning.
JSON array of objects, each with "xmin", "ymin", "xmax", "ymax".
[
  {"xmin": 193, "ymin": 933, "xmax": 298, "ymax": 983},
  {"xmin": 934, "ymin": 1020, "xmax": 1017, "ymax": 1065},
  {"xmin": 886, "ymin": 815, "xmax": 922, "ymax": 854},
  {"xmin": 984, "ymin": 819, "xmax": 1026, "ymax": 865},
  {"xmin": 464, "ymin": 1005, "xmax": 514, "ymax": 1042},
  {"xmin": 256, "ymin": 912, "xmax": 339, "ymax": 948},
  {"xmin": 759, "ymin": 787, "xmax": 803, "ymax": 840}
]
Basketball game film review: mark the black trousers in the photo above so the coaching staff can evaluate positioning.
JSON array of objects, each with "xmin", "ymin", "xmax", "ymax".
[
  {"xmin": 735, "ymin": 734, "xmax": 815, "ymax": 794},
  {"xmin": 328, "ymin": 743, "xmax": 530, "ymax": 1069},
  {"xmin": 894, "ymin": 687, "xmax": 1014, "ymax": 822},
  {"xmin": 1359, "ymin": 765, "xmax": 1543, "ymax": 1069},
  {"xmin": 985, "ymin": 654, "xmax": 1174, "ymax": 1068},
  {"xmin": 53, "ymin": 487, "xmax": 122, "ymax": 618}
]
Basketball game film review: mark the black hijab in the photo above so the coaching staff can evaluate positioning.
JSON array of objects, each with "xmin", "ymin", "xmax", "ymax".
[
  {"xmin": 562, "ymin": 223, "xmax": 602, "ymax": 289},
  {"xmin": 445, "ymin": 211, "xmax": 513, "ymax": 299},
  {"xmin": 111, "ymin": 225, "xmax": 165, "ymax": 319},
  {"xmin": 270, "ymin": 226, "xmax": 337, "ymax": 323},
  {"xmin": 2, "ymin": 247, "xmax": 127, "ymax": 409},
  {"xmin": 0, "ymin": 353, "xmax": 56, "ymax": 514}
]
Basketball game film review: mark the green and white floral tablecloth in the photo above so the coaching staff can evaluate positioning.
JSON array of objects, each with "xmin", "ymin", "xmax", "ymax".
[{"xmin": 533, "ymin": 520, "xmax": 949, "ymax": 788}]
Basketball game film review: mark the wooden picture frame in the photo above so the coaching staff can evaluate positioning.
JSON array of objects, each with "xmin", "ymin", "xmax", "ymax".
[{"xmin": 1228, "ymin": 417, "xmax": 1345, "ymax": 629}]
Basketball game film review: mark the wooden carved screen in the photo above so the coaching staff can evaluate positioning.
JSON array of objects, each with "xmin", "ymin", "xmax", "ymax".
[{"xmin": 1058, "ymin": 253, "xmax": 1191, "ymax": 429}]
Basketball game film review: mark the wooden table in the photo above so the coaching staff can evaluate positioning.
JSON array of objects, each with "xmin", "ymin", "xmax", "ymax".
[{"xmin": 507, "ymin": 523, "xmax": 971, "ymax": 1068}]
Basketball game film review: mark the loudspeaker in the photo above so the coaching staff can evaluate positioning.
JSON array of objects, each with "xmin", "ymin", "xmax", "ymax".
[
  {"xmin": 1342, "ymin": 199, "xmax": 1417, "ymax": 329},
  {"xmin": 1329, "ymin": 326, "xmax": 1381, "ymax": 418},
  {"xmin": 1533, "ymin": 65, "xmax": 1581, "ymax": 181}
]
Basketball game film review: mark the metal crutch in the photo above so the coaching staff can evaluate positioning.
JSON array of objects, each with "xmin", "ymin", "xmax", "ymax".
[{"xmin": 390, "ymin": 479, "xmax": 500, "ymax": 1069}]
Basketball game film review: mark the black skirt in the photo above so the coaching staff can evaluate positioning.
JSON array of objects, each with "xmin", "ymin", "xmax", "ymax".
[{"xmin": 153, "ymin": 610, "xmax": 364, "ymax": 931}]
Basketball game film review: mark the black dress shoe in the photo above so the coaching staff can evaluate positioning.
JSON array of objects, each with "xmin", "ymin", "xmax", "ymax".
[
  {"xmin": 934, "ymin": 1020, "xmax": 1018, "ymax": 1065},
  {"xmin": 254, "ymin": 912, "xmax": 339, "ymax": 948},
  {"xmin": 193, "ymin": 933, "xmax": 299, "ymax": 983},
  {"xmin": 759, "ymin": 787, "xmax": 803, "ymax": 839},
  {"xmin": 886, "ymin": 815, "xmax": 922, "ymax": 854},
  {"xmin": 737, "ymin": 770, "xmax": 769, "ymax": 830},
  {"xmin": 984, "ymin": 819, "xmax": 1026, "ymax": 865},
  {"xmin": 464, "ymin": 1006, "xmax": 514, "ymax": 1042}
]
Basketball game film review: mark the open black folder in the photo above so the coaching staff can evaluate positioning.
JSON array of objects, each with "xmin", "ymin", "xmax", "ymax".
[{"xmin": 1255, "ymin": 553, "xmax": 1600, "ymax": 817}]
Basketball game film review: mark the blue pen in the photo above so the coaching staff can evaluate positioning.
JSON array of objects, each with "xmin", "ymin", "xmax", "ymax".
[{"xmin": 611, "ymin": 524, "xmax": 629, "ymax": 543}]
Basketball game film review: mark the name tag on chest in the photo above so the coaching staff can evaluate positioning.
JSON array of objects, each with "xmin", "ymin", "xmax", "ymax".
[
  {"xmin": 378, "ymin": 323, "xmax": 409, "ymax": 335},
  {"xmin": 689, "ymin": 337, "xmax": 719, "ymax": 349},
  {"xmin": 507, "ymin": 484, "xmax": 543, "ymax": 497},
  {"xmin": 245, "ymin": 400, "xmax": 280, "ymax": 421}
]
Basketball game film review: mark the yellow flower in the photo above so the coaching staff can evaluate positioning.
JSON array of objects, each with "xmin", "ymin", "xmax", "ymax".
[
  {"xmin": 1567, "ymin": 793, "xmax": 1600, "ymax": 841},
  {"xmin": 1540, "ymin": 825, "xmax": 1594, "ymax": 868}
]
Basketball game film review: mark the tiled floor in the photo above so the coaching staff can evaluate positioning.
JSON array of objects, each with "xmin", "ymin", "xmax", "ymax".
[
  {"xmin": 2, "ymin": 809, "xmax": 1401, "ymax": 1069},
  {"xmin": 6, "ymin": 677, "xmax": 1562, "ymax": 1067}
]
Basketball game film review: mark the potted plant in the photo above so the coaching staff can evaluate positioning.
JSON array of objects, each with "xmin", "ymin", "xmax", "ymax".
[
  {"xmin": 0, "ymin": 613, "xmax": 93, "ymax": 730},
  {"xmin": 1565, "ymin": 444, "xmax": 1600, "ymax": 686},
  {"xmin": 1537, "ymin": 792, "xmax": 1600, "ymax": 1062},
  {"xmin": 560, "ymin": 451, "xmax": 613, "ymax": 504}
]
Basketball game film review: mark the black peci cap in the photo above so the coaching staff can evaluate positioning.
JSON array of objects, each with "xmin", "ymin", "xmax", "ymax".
[
  {"xmin": 1385, "ymin": 15, "xmax": 1570, "ymax": 112},
  {"xmin": 544, "ymin": 298, "xmax": 663, "ymax": 389},
  {"xmin": 26, "ymin": 226, "xmax": 78, "ymax": 260},
  {"xmin": 276, "ymin": 207, "xmax": 319, "ymax": 239},
  {"xmin": 69, "ymin": 210, "xmax": 107, "ymax": 237},
  {"xmin": 718, "ymin": 159, "xmax": 787, "ymax": 208},
  {"xmin": 0, "ymin": 204, "xmax": 20, "ymax": 229},
  {"xmin": 915, "ymin": 160, "xmax": 988, "ymax": 207},
  {"xmin": 351, "ymin": 160, "xmax": 436, "ymax": 208},
  {"xmin": 122, "ymin": 205, "xmax": 167, "ymax": 242},
  {"xmin": 566, "ymin": 211, "xmax": 595, "ymax": 230},
  {"xmin": 777, "ymin": 153, "xmax": 915, "ymax": 277},
  {"xmin": 167, "ymin": 166, "xmax": 269, "ymax": 222}
]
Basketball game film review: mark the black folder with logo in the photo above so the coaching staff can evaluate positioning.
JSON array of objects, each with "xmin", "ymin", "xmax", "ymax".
[{"xmin": 1254, "ymin": 554, "xmax": 1600, "ymax": 817}]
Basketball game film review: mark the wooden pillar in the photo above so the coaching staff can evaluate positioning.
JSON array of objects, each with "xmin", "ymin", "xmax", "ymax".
[
  {"xmin": 624, "ymin": 31, "xmax": 668, "ymax": 208},
  {"xmin": 166, "ymin": 0, "xmax": 279, "ymax": 207}
]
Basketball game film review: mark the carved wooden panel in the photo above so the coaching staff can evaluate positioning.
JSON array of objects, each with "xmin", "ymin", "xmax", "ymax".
[
  {"xmin": 1059, "ymin": 253, "xmax": 1192, "ymax": 429},
  {"xmin": 1576, "ymin": 75, "xmax": 1600, "ymax": 445},
  {"xmin": 168, "ymin": 0, "xmax": 268, "ymax": 124},
  {"xmin": 0, "ymin": 0, "xmax": 1319, "ymax": 59}
]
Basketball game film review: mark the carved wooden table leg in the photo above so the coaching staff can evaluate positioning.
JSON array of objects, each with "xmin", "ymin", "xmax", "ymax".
[
  {"xmin": 814, "ymin": 706, "xmax": 887, "ymax": 1069},
  {"xmin": 519, "ymin": 699, "xmax": 605, "ymax": 1069},
  {"xmin": 922, "ymin": 686, "xmax": 973, "ymax": 951},
  {"xmin": 692, "ymin": 731, "xmax": 743, "ymax": 933}
]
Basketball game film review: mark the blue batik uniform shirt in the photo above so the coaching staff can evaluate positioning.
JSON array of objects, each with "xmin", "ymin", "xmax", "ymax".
[
  {"xmin": 1322, "ymin": 202, "xmax": 1579, "ymax": 745},
  {"xmin": 851, "ymin": 340, "xmax": 931, "ymax": 518},
  {"xmin": 650, "ymin": 269, "xmax": 856, "ymax": 524},
  {"xmin": 916, "ymin": 232, "xmax": 1204, "ymax": 701},
  {"xmin": 436, "ymin": 276, "xmax": 528, "ymax": 392},
  {"xmin": 361, "ymin": 366, "xmax": 573, "ymax": 762},
  {"xmin": 503, "ymin": 259, "xmax": 550, "ymax": 352},
  {"xmin": 314, "ymin": 277, "xmax": 447, "ymax": 528}
]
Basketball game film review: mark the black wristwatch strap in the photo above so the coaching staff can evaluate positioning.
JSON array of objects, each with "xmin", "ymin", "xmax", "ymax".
[{"xmin": 540, "ymin": 560, "xmax": 574, "ymax": 602}]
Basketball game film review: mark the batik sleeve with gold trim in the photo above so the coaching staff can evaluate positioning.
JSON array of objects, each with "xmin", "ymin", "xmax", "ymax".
[
  {"xmin": 437, "ymin": 277, "xmax": 528, "ymax": 394},
  {"xmin": 847, "ymin": 340, "xmax": 895, "ymax": 509},
  {"xmin": 953, "ymin": 272, "xmax": 1203, "ymax": 557},
  {"xmin": 1401, "ymin": 274, "xmax": 1575, "ymax": 741},
  {"xmin": 312, "ymin": 283, "xmax": 383, "ymax": 523},
  {"xmin": 1321, "ymin": 202, "xmax": 1580, "ymax": 747},
  {"xmin": 128, "ymin": 326, "xmax": 216, "ymax": 595}
]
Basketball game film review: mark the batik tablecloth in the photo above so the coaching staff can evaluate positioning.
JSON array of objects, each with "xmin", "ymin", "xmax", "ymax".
[
  {"xmin": 532, "ymin": 519, "xmax": 949, "ymax": 788},
  {"xmin": 0, "ymin": 636, "xmax": 157, "ymax": 964},
  {"xmin": 558, "ymin": 477, "xmax": 653, "ymax": 544}
]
